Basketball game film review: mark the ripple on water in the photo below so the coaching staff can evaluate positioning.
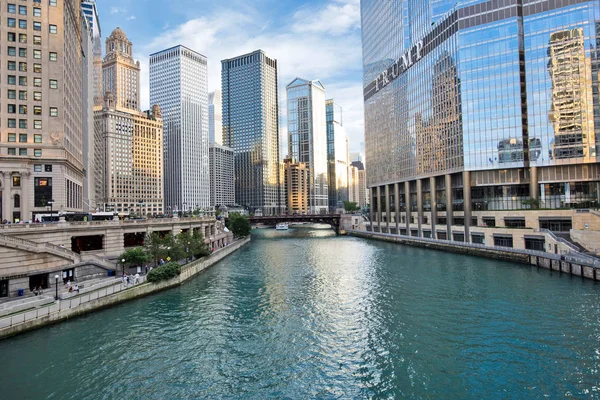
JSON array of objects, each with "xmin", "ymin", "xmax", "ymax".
[{"xmin": 0, "ymin": 229, "xmax": 599, "ymax": 399}]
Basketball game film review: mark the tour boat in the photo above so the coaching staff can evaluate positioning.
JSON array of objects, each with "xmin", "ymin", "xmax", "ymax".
[{"xmin": 275, "ymin": 222, "xmax": 289, "ymax": 230}]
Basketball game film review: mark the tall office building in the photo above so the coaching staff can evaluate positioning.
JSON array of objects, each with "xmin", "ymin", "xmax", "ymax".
[
  {"xmin": 222, "ymin": 50, "xmax": 282, "ymax": 215},
  {"xmin": 81, "ymin": 0, "xmax": 102, "ymax": 107},
  {"xmin": 208, "ymin": 90, "xmax": 222, "ymax": 145},
  {"xmin": 0, "ymin": 0, "xmax": 86, "ymax": 222},
  {"xmin": 209, "ymin": 143, "xmax": 235, "ymax": 207},
  {"xmin": 326, "ymin": 99, "xmax": 349, "ymax": 210},
  {"xmin": 283, "ymin": 157, "xmax": 309, "ymax": 214},
  {"xmin": 81, "ymin": 6, "xmax": 95, "ymax": 211},
  {"xmin": 95, "ymin": 28, "xmax": 164, "ymax": 216},
  {"xmin": 287, "ymin": 78, "xmax": 328, "ymax": 213},
  {"xmin": 150, "ymin": 45, "xmax": 210, "ymax": 213},
  {"xmin": 351, "ymin": 161, "xmax": 367, "ymax": 208},
  {"xmin": 362, "ymin": 0, "xmax": 600, "ymax": 242}
]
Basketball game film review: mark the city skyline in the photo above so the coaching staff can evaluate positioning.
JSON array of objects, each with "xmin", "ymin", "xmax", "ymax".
[{"xmin": 93, "ymin": 0, "xmax": 365, "ymax": 155}]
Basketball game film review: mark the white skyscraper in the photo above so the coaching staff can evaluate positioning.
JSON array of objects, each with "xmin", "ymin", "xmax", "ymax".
[
  {"xmin": 150, "ymin": 46, "xmax": 210, "ymax": 212},
  {"xmin": 208, "ymin": 90, "xmax": 222, "ymax": 145}
]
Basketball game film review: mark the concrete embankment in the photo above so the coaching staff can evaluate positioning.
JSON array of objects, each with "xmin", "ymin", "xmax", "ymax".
[
  {"xmin": 348, "ymin": 230, "xmax": 600, "ymax": 282},
  {"xmin": 0, "ymin": 238, "xmax": 250, "ymax": 339}
]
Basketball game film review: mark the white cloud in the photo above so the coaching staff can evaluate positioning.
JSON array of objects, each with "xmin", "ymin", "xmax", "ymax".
[
  {"xmin": 126, "ymin": 15, "xmax": 136, "ymax": 21},
  {"xmin": 136, "ymin": 0, "xmax": 364, "ymax": 152},
  {"xmin": 110, "ymin": 6, "xmax": 127, "ymax": 14}
]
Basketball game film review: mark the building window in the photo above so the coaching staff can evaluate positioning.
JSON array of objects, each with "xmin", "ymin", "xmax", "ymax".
[
  {"xmin": 493, "ymin": 235, "xmax": 513, "ymax": 248},
  {"xmin": 7, "ymin": 4, "xmax": 16, "ymax": 13},
  {"xmin": 471, "ymin": 233, "xmax": 485, "ymax": 244},
  {"xmin": 8, "ymin": 61, "xmax": 16, "ymax": 70},
  {"xmin": 49, "ymin": 25, "xmax": 57, "ymax": 34},
  {"xmin": 18, "ymin": 5, "xmax": 26, "ymax": 15},
  {"xmin": 34, "ymin": 164, "xmax": 42, "ymax": 172},
  {"xmin": 8, "ymin": 90, "xmax": 16, "ymax": 99},
  {"xmin": 34, "ymin": 120, "xmax": 42, "ymax": 129},
  {"xmin": 34, "ymin": 106, "xmax": 42, "ymax": 115},
  {"xmin": 19, "ymin": 48, "xmax": 26, "ymax": 57},
  {"xmin": 18, "ymin": 91, "xmax": 26, "ymax": 100},
  {"xmin": 34, "ymin": 134, "xmax": 42, "ymax": 143},
  {"xmin": 19, "ymin": 33, "xmax": 26, "ymax": 43},
  {"xmin": 525, "ymin": 237, "xmax": 545, "ymax": 252},
  {"xmin": 33, "ymin": 35, "xmax": 41, "ymax": 45},
  {"xmin": 33, "ymin": 7, "xmax": 41, "ymax": 17},
  {"xmin": 34, "ymin": 149, "xmax": 42, "ymax": 157},
  {"xmin": 8, "ymin": 18, "xmax": 16, "ymax": 28},
  {"xmin": 49, "ymin": 0, "xmax": 57, "ymax": 6},
  {"xmin": 539, "ymin": 218, "xmax": 572, "ymax": 232},
  {"xmin": 8, "ymin": 104, "xmax": 16, "ymax": 114},
  {"xmin": 49, "ymin": 107, "xmax": 58, "ymax": 117},
  {"xmin": 33, "ymin": 21, "xmax": 41, "ymax": 31},
  {"xmin": 45, "ymin": 165, "xmax": 52, "ymax": 172},
  {"xmin": 34, "ymin": 63, "xmax": 41, "ymax": 73},
  {"xmin": 49, "ymin": 52, "xmax": 57, "ymax": 61},
  {"xmin": 8, "ymin": 133, "xmax": 16, "ymax": 142},
  {"xmin": 19, "ymin": 62, "xmax": 26, "ymax": 72},
  {"xmin": 34, "ymin": 91, "xmax": 42, "ymax": 100},
  {"xmin": 19, "ymin": 119, "xmax": 26, "ymax": 129},
  {"xmin": 19, "ymin": 134, "xmax": 27, "ymax": 143},
  {"xmin": 14, "ymin": 194, "xmax": 20, "ymax": 209},
  {"xmin": 34, "ymin": 78, "xmax": 42, "ymax": 87},
  {"xmin": 34, "ymin": 177, "xmax": 52, "ymax": 207},
  {"xmin": 8, "ymin": 75, "xmax": 16, "ymax": 85},
  {"xmin": 49, "ymin": 79, "xmax": 58, "ymax": 89},
  {"xmin": 18, "ymin": 105, "xmax": 27, "ymax": 114},
  {"xmin": 19, "ymin": 148, "xmax": 27, "ymax": 156},
  {"xmin": 8, "ymin": 47, "xmax": 16, "ymax": 56},
  {"xmin": 8, "ymin": 119, "xmax": 16, "ymax": 128},
  {"xmin": 19, "ymin": 20, "xmax": 26, "ymax": 29},
  {"xmin": 8, "ymin": 148, "xmax": 16, "ymax": 156},
  {"xmin": 33, "ymin": 49, "xmax": 41, "ymax": 59},
  {"xmin": 19, "ymin": 76, "xmax": 26, "ymax": 86},
  {"xmin": 504, "ymin": 218, "xmax": 526, "ymax": 228},
  {"xmin": 12, "ymin": 175, "xmax": 20, "ymax": 187},
  {"xmin": 8, "ymin": 32, "xmax": 16, "ymax": 42}
]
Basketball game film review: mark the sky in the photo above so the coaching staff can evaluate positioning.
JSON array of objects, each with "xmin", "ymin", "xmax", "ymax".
[{"xmin": 95, "ymin": 0, "xmax": 365, "ymax": 154}]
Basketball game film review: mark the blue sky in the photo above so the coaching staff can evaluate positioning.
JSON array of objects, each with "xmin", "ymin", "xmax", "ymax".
[{"xmin": 96, "ymin": 0, "xmax": 365, "ymax": 154}]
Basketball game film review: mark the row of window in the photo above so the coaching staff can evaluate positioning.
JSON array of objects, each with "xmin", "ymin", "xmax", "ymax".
[
  {"xmin": 8, "ymin": 133, "xmax": 43, "ymax": 143},
  {"xmin": 6, "ymin": 18, "xmax": 57, "ymax": 33},
  {"xmin": 7, "ymin": 47, "xmax": 58, "ymax": 60},
  {"xmin": 6, "ymin": 104, "xmax": 58, "ymax": 116},
  {"xmin": 8, "ymin": 61, "xmax": 44, "ymax": 72},
  {"xmin": 7, "ymin": 90, "xmax": 44, "ymax": 103},
  {"xmin": 7, "ymin": 148, "xmax": 42, "ymax": 157},
  {"xmin": 7, "ymin": 119, "xmax": 43, "ymax": 129},
  {"xmin": 7, "ymin": 76, "xmax": 58, "ymax": 88}
]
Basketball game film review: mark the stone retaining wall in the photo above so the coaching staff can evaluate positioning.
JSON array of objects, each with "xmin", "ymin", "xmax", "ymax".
[{"xmin": 0, "ymin": 238, "xmax": 250, "ymax": 339}]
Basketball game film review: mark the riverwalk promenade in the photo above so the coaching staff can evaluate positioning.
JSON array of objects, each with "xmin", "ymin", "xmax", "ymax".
[
  {"xmin": 0, "ymin": 237, "xmax": 250, "ymax": 339},
  {"xmin": 348, "ymin": 230, "xmax": 600, "ymax": 281}
]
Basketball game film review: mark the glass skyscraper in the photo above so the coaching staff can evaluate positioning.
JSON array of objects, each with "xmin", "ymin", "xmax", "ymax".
[
  {"xmin": 222, "ymin": 50, "xmax": 282, "ymax": 215},
  {"xmin": 326, "ymin": 99, "xmax": 349, "ymax": 210},
  {"xmin": 287, "ymin": 78, "xmax": 329, "ymax": 213},
  {"xmin": 149, "ymin": 45, "xmax": 210, "ymax": 213},
  {"xmin": 362, "ymin": 0, "xmax": 600, "ymax": 241}
]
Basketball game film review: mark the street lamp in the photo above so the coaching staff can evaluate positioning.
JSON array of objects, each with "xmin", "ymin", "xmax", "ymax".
[
  {"xmin": 121, "ymin": 258, "xmax": 125, "ymax": 276},
  {"xmin": 187, "ymin": 241, "xmax": 191, "ymax": 262},
  {"xmin": 47, "ymin": 199, "xmax": 55, "ymax": 222},
  {"xmin": 54, "ymin": 274, "xmax": 59, "ymax": 300},
  {"xmin": 183, "ymin": 203, "xmax": 187, "ymax": 217}
]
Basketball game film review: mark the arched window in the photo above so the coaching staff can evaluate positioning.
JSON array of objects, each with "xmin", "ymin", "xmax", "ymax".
[{"xmin": 14, "ymin": 194, "xmax": 20, "ymax": 208}]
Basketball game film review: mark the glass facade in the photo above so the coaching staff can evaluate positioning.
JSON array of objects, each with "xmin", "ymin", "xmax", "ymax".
[
  {"xmin": 362, "ymin": 0, "xmax": 600, "ymax": 238},
  {"xmin": 326, "ymin": 100, "xmax": 349, "ymax": 210},
  {"xmin": 222, "ymin": 50, "xmax": 282, "ymax": 215}
]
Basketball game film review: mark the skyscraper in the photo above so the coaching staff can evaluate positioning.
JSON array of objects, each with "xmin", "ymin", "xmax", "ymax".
[
  {"xmin": 208, "ymin": 90, "xmax": 222, "ymax": 145},
  {"xmin": 95, "ymin": 28, "xmax": 164, "ymax": 216},
  {"xmin": 81, "ymin": 0, "xmax": 103, "ymax": 107},
  {"xmin": 283, "ymin": 157, "xmax": 309, "ymax": 214},
  {"xmin": 326, "ymin": 99, "xmax": 349, "ymax": 210},
  {"xmin": 222, "ymin": 50, "xmax": 282, "ymax": 215},
  {"xmin": 150, "ymin": 45, "xmax": 210, "ymax": 213},
  {"xmin": 81, "ymin": 5, "xmax": 95, "ymax": 211},
  {"xmin": 287, "ymin": 78, "xmax": 328, "ymax": 213},
  {"xmin": 0, "ymin": 0, "xmax": 86, "ymax": 222},
  {"xmin": 209, "ymin": 143, "xmax": 235, "ymax": 208}
]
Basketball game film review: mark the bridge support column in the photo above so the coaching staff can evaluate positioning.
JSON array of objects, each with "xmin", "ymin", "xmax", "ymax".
[
  {"xmin": 394, "ymin": 183, "xmax": 400, "ymax": 235},
  {"xmin": 463, "ymin": 171, "xmax": 472, "ymax": 243},
  {"xmin": 417, "ymin": 179, "xmax": 423, "ymax": 237},
  {"xmin": 385, "ymin": 185, "xmax": 390, "ymax": 233},
  {"xmin": 369, "ymin": 187, "xmax": 374, "ymax": 231},
  {"xmin": 445, "ymin": 174, "xmax": 453, "ymax": 240},
  {"xmin": 404, "ymin": 181, "xmax": 410, "ymax": 234},
  {"xmin": 376, "ymin": 186, "xmax": 382, "ymax": 232},
  {"xmin": 430, "ymin": 176, "xmax": 437, "ymax": 239}
]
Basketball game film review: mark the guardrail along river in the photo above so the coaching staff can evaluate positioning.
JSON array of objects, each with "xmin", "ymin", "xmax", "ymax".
[{"xmin": 1, "ymin": 225, "xmax": 599, "ymax": 398}]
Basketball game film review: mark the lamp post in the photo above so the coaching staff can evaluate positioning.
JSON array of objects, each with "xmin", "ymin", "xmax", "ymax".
[
  {"xmin": 187, "ymin": 241, "xmax": 190, "ymax": 262},
  {"xmin": 121, "ymin": 258, "xmax": 125, "ymax": 276},
  {"xmin": 47, "ymin": 199, "xmax": 55, "ymax": 222},
  {"xmin": 54, "ymin": 274, "xmax": 59, "ymax": 300},
  {"xmin": 167, "ymin": 246, "xmax": 171, "ymax": 261}
]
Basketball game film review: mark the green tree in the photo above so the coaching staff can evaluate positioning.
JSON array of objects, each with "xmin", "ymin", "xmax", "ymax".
[
  {"xmin": 147, "ymin": 262, "xmax": 181, "ymax": 283},
  {"xmin": 191, "ymin": 229, "xmax": 211, "ymax": 258},
  {"xmin": 119, "ymin": 247, "xmax": 150, "ymax": 269},
  {"xmin": 226, "ymin": 213, "xmax": 251, "ymax": 237},
  {"xmin": 343, "ymin": 201, "xmax": 360, "ymax": 213},
  {"xmin": 163, "ymin": 233, "xmax": 185, "ymax": 262},
  {"xmin": 144, "ymin": 232, "xmax": 166, "ymax": 266}
]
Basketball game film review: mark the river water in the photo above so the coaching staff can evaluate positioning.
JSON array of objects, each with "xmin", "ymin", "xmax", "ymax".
[{"xmin": 1, "ymin": 225, "xmax": 599, "ymax": 399}]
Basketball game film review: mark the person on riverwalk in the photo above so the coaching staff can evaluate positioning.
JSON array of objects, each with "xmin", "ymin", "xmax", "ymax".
[
  {"xmin": 122, "ymin": 275, "xmax": 128, "ymax": 288},
  {"xmin": 134, "ymin": 273, "xmax": 140, "ymax": 285}
]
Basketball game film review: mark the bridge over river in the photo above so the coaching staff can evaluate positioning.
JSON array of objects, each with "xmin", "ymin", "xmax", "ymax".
[{"xmin": 247, "ymin": 214, "xmax": 341, "ymax": 234}]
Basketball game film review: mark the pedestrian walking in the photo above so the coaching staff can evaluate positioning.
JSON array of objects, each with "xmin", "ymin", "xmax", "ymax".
[{"xmin": 134, "ymin": 273, "xmax": 140, "ymax": 285}]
